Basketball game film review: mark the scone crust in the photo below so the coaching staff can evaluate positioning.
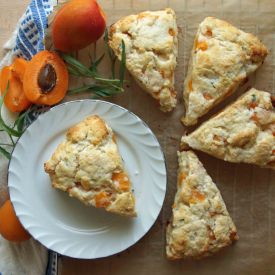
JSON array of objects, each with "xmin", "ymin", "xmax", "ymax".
[
  {"xmin": 181, "ymin": 88, "xmax": 275, "ymax": 169},
  {"xmin": 44, "ymin": 115, "xmax": 136, "ymax": 217},
  {"xmin": 166, "ymin": 151, "xmax": 238, "ymax": 260},
  {"xmin": 182, "ymin": 17, "xmax": 268, "ymax": 126},
  {"xmin": 109, "ymin": 8, "xmax": 178, "ymax": 112}
]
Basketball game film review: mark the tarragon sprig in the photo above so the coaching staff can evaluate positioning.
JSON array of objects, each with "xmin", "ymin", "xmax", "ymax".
[{"xmin": 62, "ymin": 29, "xmax": 126, "ymax": 98}]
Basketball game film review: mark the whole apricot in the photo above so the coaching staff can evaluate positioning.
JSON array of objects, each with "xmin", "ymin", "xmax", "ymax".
[
  {"xmin": 52, "ymin": 0, "xmax": 106, "ymax": 52},
  {"xmin": 0, "ymin": 199, "xmax": 31, "ymax": 242}
]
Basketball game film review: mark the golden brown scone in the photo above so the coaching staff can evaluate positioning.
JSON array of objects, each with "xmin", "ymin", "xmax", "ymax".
[
  {"xmin": 44, "ymin": 115, "xmax": 136, "ymax": 217},
  {"xmin": 166, "ymin": 151, "xmax": 238, "ymax": 260},
  {"xmin": 182, "ymin": 17, "xmax": 268, "ymax": 126},
  {"xmin": 108, "ymin": 8, "xmax": 178, "ymax": 112},
  {"xmin": 181, "ymin": 88, "xmax": 275, "ymax": 169}
]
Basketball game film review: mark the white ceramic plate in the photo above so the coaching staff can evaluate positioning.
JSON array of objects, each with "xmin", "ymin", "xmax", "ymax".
[{"xmin": 8, "ymin": 100, "xmax": 167, "ymax": 259}]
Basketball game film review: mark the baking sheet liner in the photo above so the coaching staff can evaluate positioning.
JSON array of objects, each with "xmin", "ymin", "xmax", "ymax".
[{"xmin": 53, "ymin": 0, "xmax": 275, "ymax": 273}]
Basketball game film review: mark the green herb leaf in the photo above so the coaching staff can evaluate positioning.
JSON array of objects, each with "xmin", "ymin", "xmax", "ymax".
[
  {"xmin": 67, "ymin": 66, "xmax": 82, "ymax": 77},
  {"xmin": 62, "ymin": 54, "xmax": 94, "ymax": 77},
  {"xmin": 90, "ymin": 86, "xmax": 119, "ymax": 97},
  {"xmin": 17, "ymin": 105, "xmax": 38, "ymax": 132},
  {"xmin": 0, "ymin": 143, "xmax": 14, "ymax": 147},
  {"xmin": 14, "ymin": 110, "xmax": 28, "ymax": 132},
  {"xmin": 119, "ymin": 40, "xmax": 126, "ymax": 87},
  {"xmin": 94, "ymin": 77, "xmax": 121, "ymax": 84},
  {"xmin": 104, "ymin": 28, "xmax": 117, "ymax": 79},
  {"xmin": 8, "ymin": 134, "xmax": 15, "ymax": 145},
  {"xmin": 90, "ymin": 53, "xmax": 105, "ymax": 73},
  {"xmin": 0, "ymin": 112, "xmax": 22, "ymax": 137},
  {"xmin": 62, "ymin": 29, "xmax": 127, "ymax": 99},
  {"xmin": 69, "ymin": 84, "xmax": 122, "ymax": 98},
  {"xmin": 94, "ymin": 53, "xmax": 105, "ymax": 67},
  {"xmin": 63, "ymin": 54, "xmax": 120, "ymax": 87},
  {"xmin": 68, "ymin": 85, "xmax": 99, "ymax": 94},
  {"xmin": 0, "ymin": 146, "xmax": 11, "ymax": 159}
]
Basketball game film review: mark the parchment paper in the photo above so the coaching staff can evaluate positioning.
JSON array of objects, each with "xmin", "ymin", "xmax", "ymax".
[{"xmin": 59, "ymin": 0, "xmax": 275, "ymax": 274}]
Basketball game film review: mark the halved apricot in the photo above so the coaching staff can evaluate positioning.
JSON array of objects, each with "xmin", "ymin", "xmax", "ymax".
[
  {"xmin": 0, "ymin": 66, "xmax": 31, "ymax": 112},
  {"xmin": 11, "ymin": 58, "xmax": 28, "ymax": 82},
  {"xmin": 23, "ymin": 50, "xmax": 69, "ymax": 106}
]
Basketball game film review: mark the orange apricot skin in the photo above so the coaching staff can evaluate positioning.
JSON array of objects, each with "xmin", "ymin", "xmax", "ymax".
[
  {"xmin": 0, "ymin": 200, "xmax": 31, "ymax": 242},
  {"xmin": 23, "ymin": 50, "xmax": 69, "ymax": 106},
  {"xmin": 0, "ymin": 66, "xmax": 31, "ymax": 112},
  {"xmin": 52, "ymin": 0, "xmax": 106, "ymax": 52},
  {"xmin": 12, "ymin": 58, "xmax": 28, "ymax": 82}
]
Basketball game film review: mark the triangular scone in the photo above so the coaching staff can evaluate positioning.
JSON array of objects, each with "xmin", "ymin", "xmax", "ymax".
[
  {"xmin": 182, "ymin": 17, "xmax": 268, "ymax": 126},
  {"xmin": 44, "ymin": 115, "xmax": 136, "ymax": 217},
  {"xmin": 181, "ymin": 88, "xmax": 275, "ymax": 169},
  {"xmin": 166, "ymin": 151, "xmax": 238, "ymax": 260},
  {"xmin": 109, "ymin": 8, "xmax": 178, "ymax": 112}
]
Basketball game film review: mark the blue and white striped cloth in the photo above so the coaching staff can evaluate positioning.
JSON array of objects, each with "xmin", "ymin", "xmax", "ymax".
[
  {"xmin": 1, "ymin": 0, "xmax": 55, "ymax": 67},
  {"xmin": 13, "ymin": 0, "xmax": 53, "ymax": 59},
  {"xmin": 0, "ymin": 1, "xmax": 59, "ymax": 275}
]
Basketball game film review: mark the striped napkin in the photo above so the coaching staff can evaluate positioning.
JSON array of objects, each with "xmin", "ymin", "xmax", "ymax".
[
  {"xmin": 1, "ymin": 0, "xmax": 56, "ymax": 66},
  {"xmin": 0, "ymin": 1, "xmax": 59, "ymax": 274}
]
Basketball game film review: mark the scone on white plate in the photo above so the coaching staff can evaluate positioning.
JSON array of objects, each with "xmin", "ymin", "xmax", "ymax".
[
  {"xmin": 108, "ymin": 8, "xmax": 178, "ymax": 112},
  {"xmin": 181, "ymin": 88, "xmax": 275, "ymax": 169},
  {"xmin": 182, "ymin": 17, "xmax": 268, "ymax": 126},
  {"xmin": 44, "ymin": 115, "xmax": 136, "ymax": 217},
  {"xmin": 166, "ymin": 151, "xmax": 238, "ymax": 260}
]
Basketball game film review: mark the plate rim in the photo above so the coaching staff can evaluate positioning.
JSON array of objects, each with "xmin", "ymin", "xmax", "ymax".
[{"xmin": 8, "ymin": 99, "xmax": 168, "ymax": 259}]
